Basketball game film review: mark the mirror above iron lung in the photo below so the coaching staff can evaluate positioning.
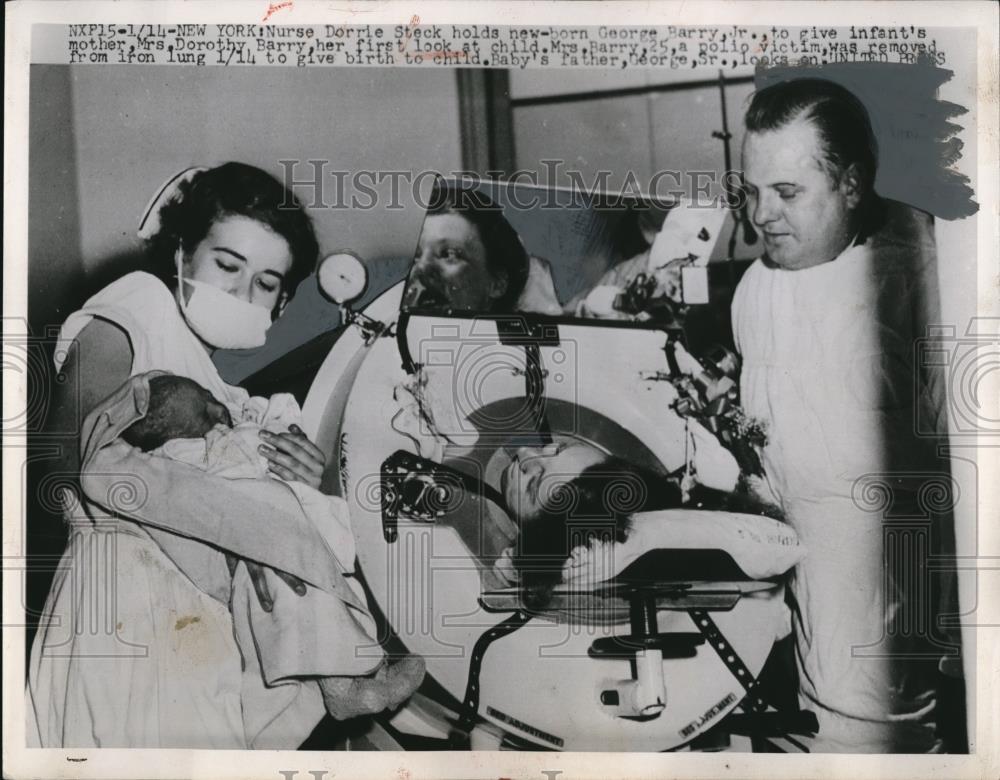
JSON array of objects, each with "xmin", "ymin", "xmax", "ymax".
[{"xmin": 399, "ymin": 178, "xmax": 732, "ymax": 324}]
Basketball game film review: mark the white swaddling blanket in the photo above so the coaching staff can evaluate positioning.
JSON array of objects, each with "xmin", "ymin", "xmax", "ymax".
[{"xmin": 157, "ymin": 393, "xmax": 358, "ymax": 573}]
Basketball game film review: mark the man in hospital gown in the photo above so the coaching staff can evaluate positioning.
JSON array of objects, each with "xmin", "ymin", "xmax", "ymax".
[{"xmin": 732, "ymin": 78, "xmax": 953, "ymax": 752}]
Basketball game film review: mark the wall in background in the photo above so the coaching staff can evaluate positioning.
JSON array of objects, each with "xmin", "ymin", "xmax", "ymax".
[
  {"xmin": 508, "ymin": 68, "xmax": 759, "ymax": 263},
  {"xmin": 29, "ymin": 64, "xmax": 463, "ymax": 335},
  {"xmin": 29, "ymin": 66, "xmax": 84, "ymax": 333}
]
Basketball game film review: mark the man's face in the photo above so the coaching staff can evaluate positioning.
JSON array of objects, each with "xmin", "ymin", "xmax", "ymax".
[
  {"xmin": 406, "ymin": 213, "xmax": 506, "ymax": 311},
  {"xmin": 742, "ymin": 117, "xmax": 861, "ymax": 270}
]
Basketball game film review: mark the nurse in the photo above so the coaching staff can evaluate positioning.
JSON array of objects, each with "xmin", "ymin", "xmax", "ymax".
[
  {"xmin": 28, "ymin": 163, "xmax": 369, "ymax": 748},
  {"xmin": 732, "ymin": 78, "xmax": 949, "ymax": 752}
]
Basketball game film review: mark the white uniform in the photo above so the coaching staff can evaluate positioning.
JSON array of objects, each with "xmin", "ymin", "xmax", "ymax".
[
  {"xmin": 732, "ymin": 205, "xmax": 949, "ymax": 752},
  {"xmin": 28, "ymin": 273, "xmax": 376, "ymax": 749}
]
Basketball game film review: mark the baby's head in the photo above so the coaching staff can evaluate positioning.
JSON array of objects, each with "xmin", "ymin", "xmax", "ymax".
[{"xmin": 121, "ymin": 375, "xmax": 232, "ymax": 452}]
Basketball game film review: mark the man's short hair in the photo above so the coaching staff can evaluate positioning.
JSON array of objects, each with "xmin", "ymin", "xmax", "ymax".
[{"xmin": 745, "ymin": 78, "xmax": 878, "ymax": 195}]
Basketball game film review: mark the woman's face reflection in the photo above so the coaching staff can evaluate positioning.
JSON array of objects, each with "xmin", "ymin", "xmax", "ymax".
[{"xmin": 407, "ymin": 213, "xmax": 507, "ymax": 311}]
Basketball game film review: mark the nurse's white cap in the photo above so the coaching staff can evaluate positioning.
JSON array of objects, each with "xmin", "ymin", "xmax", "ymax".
[{"xmin": 136, "ymin": 166, "xmax": 208, "ymax": 240}]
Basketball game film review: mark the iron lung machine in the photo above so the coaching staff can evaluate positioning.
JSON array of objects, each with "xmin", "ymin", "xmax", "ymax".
[{"xmin": 302, "ymin": 281, "xmax": 807, "ymax": 751}]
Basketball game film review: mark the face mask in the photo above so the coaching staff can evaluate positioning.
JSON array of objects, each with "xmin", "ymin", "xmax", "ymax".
[{"xmin": 176, "ymin": 256, "xmax": 273, "ymax": 349}]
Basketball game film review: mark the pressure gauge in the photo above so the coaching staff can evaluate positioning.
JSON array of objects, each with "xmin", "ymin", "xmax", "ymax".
[{"xmin": 318, "ymin": 251, "xmax": 368, "ymax": 305}]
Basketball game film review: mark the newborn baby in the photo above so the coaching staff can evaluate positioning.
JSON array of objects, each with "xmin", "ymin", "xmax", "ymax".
[
  {"xmin": 121, "ymin": 374, "xmax": 234, "ymax": 450},
  {"xmin": 121, "ymin": 374, "xmax": 298, "ymax": 479},
  {"xmin": 121, "ymin": 374, "xmax": 425, "ymax": 721}
]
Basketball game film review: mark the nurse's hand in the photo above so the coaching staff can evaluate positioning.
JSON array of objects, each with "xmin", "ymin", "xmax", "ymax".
[
  {"xmin": 258, "ymin": 424, "xmax": 326, "ymax": 489},
  {"xmin": 226, "ymin": 555, "xmax": 307, "ymax": 612}
]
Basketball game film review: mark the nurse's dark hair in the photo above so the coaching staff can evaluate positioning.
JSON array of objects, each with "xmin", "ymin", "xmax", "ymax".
[
  {"xmin": 745, "ymin": 78, "xmax": 878, "ymax": 196},
  {"xmin": 146, "ymin": 162, "xmax": 319, "ymax": 305},
  {"xmin": 513, "ymin": 458, "xmax": 785, "ymax": 610},
  {"xmin": 425, "ymin": 183, "xmax": 530, "ymax": 311}
]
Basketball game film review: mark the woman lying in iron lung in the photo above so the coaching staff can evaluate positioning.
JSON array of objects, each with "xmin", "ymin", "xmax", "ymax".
[
  {"xmin": 495, "ymin": 441, "xmax": 802, "ymax": 609},
  {"xmin": 392, "ymin": 378, "xmax": 805, "ymax": 612}
]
